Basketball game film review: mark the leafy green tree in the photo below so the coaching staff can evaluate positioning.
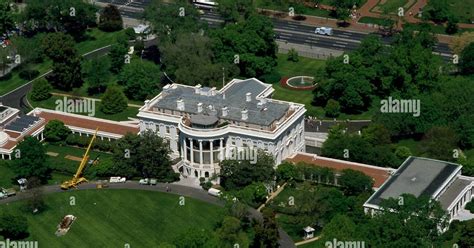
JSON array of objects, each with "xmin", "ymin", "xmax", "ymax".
[
  {"xmin": 22, "ymin": 0, "xmax": 97, "ymax": 40},
  {"xmin": 276, "ymin": 162, "xmax": 298, "ymax": 182},
  {"xmin": 324, "ymin": 99, "xmax": 341, "ymax": 117},
  {"xmin": 423, "ymin": 0, "xmax": 451, "ymax": 23},
  {"xmin": 82, "ymin": 56, "xmax": 112, "ymax": 94},
  {"xmin": 445, "ymin": 16, "xmax": 459, "ymax": 34},
  {"xmin": 220, "ymin": 150, "xmax": 275, "ymax": 190},
  {"xmin": 42, "ymin": 33, "xmax": 83, "ymax": 90},
  {"xmin": 160, "ymin": 33, "xmax": 226, "ymax": 87},
  {"xmin": 394, "ymin": 146, "xmax": 412, "ymax": 161},
  {"xmin": 144, "ymin": 0, "xmax": 202, "ymax": 43},
  {"xmin": 217, "ymin": 0, "xmax": 255, "ymax": 23},
  {"xmin": 319, "ymin": 214, "xmax": 359, "ymax": 245},
  {"xmin": 215, "ymin": 216, "xmax": 249, "ymax": 248},
  {"xmin": 11, "ymin": 34, "xmax": 45, "ymax": 65},
  {"xmin": 174, "ymin": 228, "xmax": 214, "ymax": 248},
  {"xmin": 460, "ymin": 42, "xmax": 474, "ymax": 75},
  {"xmin": 12, "ymin": 137, "xmax": 50, "ymax": 184},
  {"xmin": 238, "ymin": 182, "xmax": 268, "ymax": 206},
  {"xmin": 361, "ymin": 123, "xmax": 391, "ymax": 146},
  {"xmin": 0, "ymin": 213, "xmax": 29, "ymax": 240},
  {"xmin": 30, "ymin": 78, "xmax": 52, "ymax": 101},
  {"xmin": 108, "ymin": 39, "xmax": 129, "ymax": 74},
  {"xmin": 338, "ymin": 169, "xmax": 373, "ymax": 196},
  {"xmin": 0, "ymin": 47, "xmax": 12, "ymax": 75},
  {"xmin": 422, "ymin": 126, "xmax": 459, "ymax": 161},
  {"xmin": 98, "ymin": 4, "xmax": 123, "ymax": 32},
  {"xmin": 100, "ymin": 86, "xmax": 128, "ymax": 114},
  {"xmin": 0, "ymin": 0, "xmax": 15, "ymax": 36},
  {"xmin": 44, "ymin": 120, "xmax": 71, "ymax": 143},
  {"xmin": 112, "ymin": 131, "xmax": 176, "ymax": 181},
  {"xmin": 118, "ymin": 60, "xmax": 162, "ymax": 100},
  {"xmin": 210, "ymin": 14, "xmax": 277, "ymax": 78},
  {"xmin": 458, "ymin": 219, "xmax": 474, "ymax": 247},
  {"xmin": 252, "ymin": 208, "xmax": 279, "ymax": 248}
]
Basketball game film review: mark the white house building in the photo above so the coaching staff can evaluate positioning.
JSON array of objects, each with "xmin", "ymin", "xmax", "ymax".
[{"xmin": 137, "ymin": 78, "xmax": 306, "ymax": 179}]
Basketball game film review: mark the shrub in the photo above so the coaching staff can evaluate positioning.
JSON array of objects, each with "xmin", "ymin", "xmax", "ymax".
[
  {"xmin": 287, "ymin": 48, "xmax": 299, "ymax": 62},
  {"xmin": 100, "ymin": 86, "xmax": 128, "ymax": 114},
  {"xmin": 44, "ymin": 120, "xmax": 71, "ymax": 143},
  {"xmin": 124, "ymin": 27, "xmax": 137, "ymax": 41},
  {"xmin": 325, "ymin": 99, "xmax": 341, "ymax": 117},
  {"xmin": 19, "ymin": 69, "xmax": 40, "ymax": 80},
  {"xmin": 258, "ymin": 70, "xmax": 281, "ymax": 84},
  {"xmin": 466, "ymin": 200, "xmax": 474, "ymax": 214},
  {"xmin": 30, "ymin": 78, "xmax": 52, "ymax": 101}
]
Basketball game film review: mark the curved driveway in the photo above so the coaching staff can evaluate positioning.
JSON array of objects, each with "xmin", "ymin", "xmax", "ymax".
[{"xmin": 0, "ymin": 181, "xmax": 295, "ymax": 248}]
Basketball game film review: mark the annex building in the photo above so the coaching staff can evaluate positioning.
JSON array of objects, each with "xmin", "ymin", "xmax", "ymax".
[
  {"xmin": 137, "ymin": 78, "xmax": 306, "ymax": 179},
  {"xmin": 364, "ymin": 156, "xmax": 474, "ymax": 224}
]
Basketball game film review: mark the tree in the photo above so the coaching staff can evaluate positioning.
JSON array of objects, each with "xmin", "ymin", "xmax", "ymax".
[
  {"xmin": 238, "ymin": 182, "xmax": 268, "ymax": 206},
  {"xmin": 215, "ymin": 216, "xmax": 249, "ymax": 248},
  {"xmin": 11, "ymin": 34, "xmax": 45, "ymax": 65},
  {"xmin": 445, "ymin": 16, "xmax": 459, "ymax": 35},
  {"xmin": 0, "ymin": 213, "xmax": 29, "ymax": 240},
  {"xmin": 216, "ymin": 0, "xmax": 255, "ymax": 23},
  {"xmin": 100, "ymin": 86, "xmax": 128, "ymax": 114},
  {"xmin": 22, "ymin": 0, "xmax": 97, "ymax": 40},
  {"xmin": 460, "ymin": 42, "xmax": 474, "ymax": 75},
  {"xmin": 43, "ymin": 120, "xmax": 71, "ymax": 143},
  {"xmin": 30, "ymin": 78, "xmax": 52, "ymax": 101},
  {"xmin": 112, "ymin": 131, "xmax": 176, "ymax": 181},
  {"xmin": 338, "ymin": 169, "xmax": 373, "ymax": 196},
  {"xmin": 144, "ymin": 0, "xmax": 202, "ymax": 43},
  {"xmin": 0, "ymin": 0, "xmax": 14, "ymax": 36},
  {"xmin": 458, "ymin": 220, "xmax": 474, "ymax": 247},
  {"xmin": 24, "ymin": 177, "xmax": 46, "ymax": 214},
  {"xmin": 320, "ymin": 214, "xmax": 359, "ymax": 244},
  {"xmin": 174, "ymin": 228, "xmax": 214, "ymax": 248},
  {"xmin": 324, "ymin": 99, "xmax": 341, "ymax": 117},
  {"xmin": 98, "ymin": 5, "xmax": 123, "ymax": 32},
  {"xmin": 276, "ymin": 162, "xmax": 298, "ymax": 182},
  {"xmin": 118, "ymin": 59, "xmax": 162, "ymax": 100},
  {"xmin": 422, "ymin": 126, "xmax": 459, "ymax": 161},
  {"xmin": 108, "ymin": 38, "xmax": 129, "ymax": 74},
  {"xmin": 12, "ymin": 137, "xmax": 50, "ymax": 183},
  {"xmin": 220, "ymin": 150, "xmax": 275, "ymax": 190},
  {"xmin": 210, "ymin": 14, "xmax": 277, "ymax": 78},
  {"xmin": 361, "ymin": 123, "xmax": 391, "ymax": 146},
  {"xmin": 42, "ymin": 33, "xmax": 83, "ymax": 90},
  {"xmin": 423, "ymin": 0, "xmax": 451, "ymax": 23},
  {"xmin": 82, "ymin": 56, "xmax": 112, "ymax": 94},
  {"xmin": 0, "ymin": 47, "xmax": 12, "ymax": 75},
  {"xmin": 253, "ymin": 208, "xmax": 279, "ymax": 248}
]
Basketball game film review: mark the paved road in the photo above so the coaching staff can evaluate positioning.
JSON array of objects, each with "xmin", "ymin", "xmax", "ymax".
[
  {"xmin": 97, "ymin": 0, "xmax": 453, "ymax": 59},
  {"xmin": 0, "ymin": 181, "xmax": 296, "ymax": 248}
]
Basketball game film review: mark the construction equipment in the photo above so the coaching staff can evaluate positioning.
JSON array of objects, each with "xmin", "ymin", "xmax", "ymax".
[{"xmin": 60, "ymin": 128, "xmax": 99, "ymax": 190}]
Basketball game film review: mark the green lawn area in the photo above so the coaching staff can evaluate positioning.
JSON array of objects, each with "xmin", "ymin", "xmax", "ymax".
[
  {"xmin": 275, "ymin": 54, "xmax": 326, "ymax": 79},
  {"xmin": 0, "ymin": 189, "xmax": 224, "ymax": 247},
  {"xmin": 28, "ymin": 94, "xmax": 139, "ymax": 121},
  {"xmin": 447, "ymin": 0, "xmax": 474, "ymax": 24},
  {"xmin": 358, "ymin": 16, "xmax": 391, "ymax": 26},
  {"xmin": 0, "ymin": 161, "xmax": 16, "ymax": 188},
  {"xmin": 0, "ymin": 29, "xmax": 124, "ymax": 96},
  {"xmin": 373, "ymin": 0, "xmax": 408, "ymax": 13}
]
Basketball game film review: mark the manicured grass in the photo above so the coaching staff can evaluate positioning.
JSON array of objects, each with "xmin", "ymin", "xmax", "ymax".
[
  {"xmin": 373, "ymin": 0, "xmax": 408, "ymax": 13},
  {"xmin": 276, "ymin": 54, "xmax": 326, "ymax": 79},
  {"xmin": 255, "ymin": 0, "xmax": 331, "ymax": 18},
  {"xmin": 0, "ymin": 189, "xmax": 224, "ymax": 247},
  {"xmin": 28, "ymin": 95, "xmax": 139, "ymax": 121},
  {"xmin": 0, "ymin": 61, "xmax": 52, "ymax": 95},
  {"xmin": 447, "ymin": 0, "xmax": 474, "ymax": 24},
  {"xmin": 358, "ymin": 16, "xmax": 391, "ymax": 26},
  {"xmin": 0, "ymin": 160, "xmax": 16, "ymax": 188}
]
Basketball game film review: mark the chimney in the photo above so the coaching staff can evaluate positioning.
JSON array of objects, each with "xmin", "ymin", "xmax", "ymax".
[
  {"xmin": 222, "ymin": 106, "xmax": 228, "ymax": 117},
  {"xmin": 241, "ymin": 108, "xmax": 248, "ymax": 121},
  {"xmin": 197, "ymin": 102, "xmax": 203, "ymax": 113},
  {"xmin": 246, "ymin": 92, "xmax": 252, "ymax": 102},
  {"xmin": 177, "ymin": 99, "xmax": 185, "ymax": 111},
  {"xmin": 195, "ymin": 84, "xmax": 202, "ymax": 94}
]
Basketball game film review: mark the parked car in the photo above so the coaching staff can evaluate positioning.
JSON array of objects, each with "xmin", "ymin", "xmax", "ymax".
[
  {"xmin": 150, "ymin": 179, "xmax": 157, "ymax": 185},
  {"xmin": 315, "ymin": 27, "xmax": 333, "ymax": 36},
  {"xmin": 0, "ymin": 188, "xmax": 16, "ymax": 199},
  {"xmin": 109, "ymin": 177, "xmax": 126, "ymax": 183},
  {"xmin": 139, "ymin": 178, "xmax": 150, "ymax": 185},
  {"xmin": 208, "ymin": 188, "xmax": 222, "ymax": 197}
]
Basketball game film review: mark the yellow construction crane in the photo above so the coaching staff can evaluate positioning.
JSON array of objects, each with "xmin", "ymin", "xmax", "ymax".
[{"xmin": 60, "ymin": 128, "xmax": 99, "ymax": 190}]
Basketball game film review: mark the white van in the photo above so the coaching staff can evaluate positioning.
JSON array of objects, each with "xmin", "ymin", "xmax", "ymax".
[
  {"xmin": 315, "ymin": 27, "xmax": 333, "ymax": 36},
  {"xmin": 208, "ymin": 188, "xmax": 222, "ymax": 197}
]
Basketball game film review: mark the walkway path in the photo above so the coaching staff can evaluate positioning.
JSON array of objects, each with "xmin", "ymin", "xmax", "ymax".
[{"xmin": 0, "ymin": 181, "xmax": 296, "ymax": 248}]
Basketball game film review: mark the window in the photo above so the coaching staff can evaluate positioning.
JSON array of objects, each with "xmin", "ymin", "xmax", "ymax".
[{"xmin": 166, "ymin": 126, "xmax": 170, "ymax": 134}]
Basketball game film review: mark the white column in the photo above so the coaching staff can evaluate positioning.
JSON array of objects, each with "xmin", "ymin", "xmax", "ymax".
[
  {"xmin": 184, "ymin": 137, "xmax": 188, "ymax": 161},
  {"xmin": 199, "ymin": 140, "xmax": 203, "ymax": 167},
  {"xmin": 210, "ymin": 140, "xmax": 214, "ymax": 165},
  {"xmin": 189, "ymin": 138, "xmax": 194, "ymax": 166},
  {"xmin": 220, "ymin": 138, "xmax": 224, "ymax": 161}
]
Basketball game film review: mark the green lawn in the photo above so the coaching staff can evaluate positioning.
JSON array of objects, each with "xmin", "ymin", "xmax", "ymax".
[
  {"xmin": 275, "ymin": 54, "xmax": 326, "ymax": 79},
  {"xmin": 372, "ymin": 0, "xmax": 408, "ymax": 13},
  {"xmin": 0, "ymin": 29, "xmax": 124, "ymax": 96},
  {"xmin": 28, "ymin": 94, "xmax": 139, "ymax": 121},
  {"xmin": 0, "ymin": 160, "xmax": 16, "ymax": 188},
  {"xmin": 358, "ymin": 16, "xmax": 391, "ymax": 26},
  {"xmin": 447, "ymin": 0, "xmax": 474, "ymax": 24},
  {"xmin": 0, "ymin": 189, "xmax": 224, "ymax": 247}
]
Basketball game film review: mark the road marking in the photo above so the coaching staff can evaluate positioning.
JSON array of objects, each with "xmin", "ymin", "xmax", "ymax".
[{"xmin": 333, "ymin": 44, "xmax": 346, "ymax": 48}]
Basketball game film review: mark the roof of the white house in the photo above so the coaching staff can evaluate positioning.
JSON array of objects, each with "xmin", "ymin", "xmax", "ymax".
[
  {"xmin": 152, "ymin": 78, "xmax": 291, "ymax": 126},
  {"xmin": 365, "ymin": 156, "xmax": 461, "ymax": 207},
  {"xmin": 438, "ymin": 177, "xmax": 473, "ymax": 210}
]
